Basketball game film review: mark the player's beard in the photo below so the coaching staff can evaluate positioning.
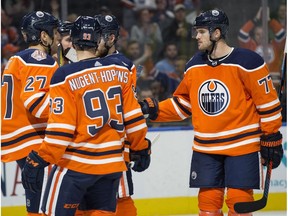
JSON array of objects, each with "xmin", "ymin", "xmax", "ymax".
[
  {"xmin": 200, "ymin": 41, "xmax": 214, "ymax": 54},
  {"xmin": 50, "ymin": 41, "xmax": 58, "ymax": 56},
  {"xmin": 97, "ymin": 45, "xmax": 109, "ymax": 58}
]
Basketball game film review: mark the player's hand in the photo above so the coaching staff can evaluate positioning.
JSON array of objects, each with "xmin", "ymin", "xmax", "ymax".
[
  {"xmin": 260, "ymin": 131, "xmax": 283, "ymax": 169},
  {"xmin": 21, "ymin": 150, "xmax": 49, "ymax": 193},
  {"xmin": 139, "ymin": 98, "xmax": 159, "ymax": 120},
  {"xmin": 130, "ymin": 138, "xmax": 151, "ymax": 172}
]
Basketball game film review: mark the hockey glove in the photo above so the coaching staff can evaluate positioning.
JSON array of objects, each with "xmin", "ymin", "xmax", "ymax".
[
  {"xmin": 130, "ymin": 138, "xmax": 151, "ymax": 172},
  {"xmin": 139, "ymin": 98, "xmax": 159, "ymax": 120},
  {"xmin": 260, "ymin": 131, "xmax": 283, "ymax": 169},
  {"xmin": 21, "ymin": 150, "xmax": 49, "ymax": 193}
]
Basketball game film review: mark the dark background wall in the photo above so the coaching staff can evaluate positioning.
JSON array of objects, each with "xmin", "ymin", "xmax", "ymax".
[{"xmin": 1, "ymin": 0, "xmax": 285, "ymax": 47}]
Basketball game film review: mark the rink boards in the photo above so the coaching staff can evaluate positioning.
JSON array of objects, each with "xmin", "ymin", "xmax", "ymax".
[{"xmin": 1, "ymin": 126, "xmax": 287, "ymax": 215}]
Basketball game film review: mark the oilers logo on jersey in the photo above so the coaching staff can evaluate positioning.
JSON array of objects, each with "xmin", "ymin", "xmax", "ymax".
[{"xmin": 198, "ymin": 79, "xmax": 230, "ymax": 116}]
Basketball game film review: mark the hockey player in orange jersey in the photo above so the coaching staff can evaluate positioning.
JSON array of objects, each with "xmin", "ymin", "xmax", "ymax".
[
  {"xmin": 141, "ymin": 9, "xmax": 283, "ymax": 216},
  {"xmin": 95, "ymin": 14, "xmax": 138, "ymax": 216},
  {"xmin": 76, "ymin": 14, "xmax": 152, "ymax": 216},
  {"xmin": 21, "ymin": 15, "xmax": 151, "ymax": 216},
  {"xmin": 53, "ymin": 21, "xmax": 78, "ymax": 66},
  {"xmin": 1, "ymin": 11, "xmax": 59, "ymax": 216}
]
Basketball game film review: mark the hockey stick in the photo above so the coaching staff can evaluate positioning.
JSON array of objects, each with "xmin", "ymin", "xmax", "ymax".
[
  {"xmin": 56, "ymin": 43, "xmax": 63, "ymax": 66},
  {"xmin": 129, "ymin": 133, "xmax": 160, "ymax": 168},
  {"xmin": 234, "ymin": 160, "xmax": 273, "ymax": 213},
  {"xmin": 150, "ymin": 132, "xmax": 160, "ymax": 145}
]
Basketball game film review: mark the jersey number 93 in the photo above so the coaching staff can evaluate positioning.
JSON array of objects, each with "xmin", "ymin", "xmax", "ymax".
[{"xmin": 49, "ymin": 86, "xmax": 125, "ymax": 137}]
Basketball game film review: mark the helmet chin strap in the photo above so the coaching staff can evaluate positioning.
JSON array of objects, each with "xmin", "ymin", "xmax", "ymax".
[
  {"xmin": 206, "ymin": 30, "xmax": 220, "ymax": 56},
  {"xmin": 206, "ymin": 39, "xmax": 216, "ymax": 56},
  {"xmin": 209, "ymin": 41, "xmax": 216, "ymax": 55}
]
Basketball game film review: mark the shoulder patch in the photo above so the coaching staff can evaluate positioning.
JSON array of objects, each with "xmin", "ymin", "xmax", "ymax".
[{"xmin": 31, "ymin": 50, "xmax": 47, "ymax": 61}]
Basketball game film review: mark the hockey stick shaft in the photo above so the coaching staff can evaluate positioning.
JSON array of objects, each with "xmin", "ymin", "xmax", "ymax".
[
  {"xmin": 129, "ymin": 133, "xmax": 160, "ymax": 168},
  {"xmin": 57, "ymin": 43, "xmax": 63, "ymax": 66},
  {"xmin": 151, "ymin": 133, "xmax": 160, "ymax": 145},
  {"xmin": 234, "ymin": 160, "xmax": 273, "ymax": 213},
  {"xmin": 263, "ymin": 160, "xmax": 272, "ymax": 198}
]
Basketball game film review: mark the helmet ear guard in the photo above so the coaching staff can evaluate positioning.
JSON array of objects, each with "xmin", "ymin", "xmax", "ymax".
[{"xmin": 192, "ymin": 9, "xmax": 229, "ymax": 39}]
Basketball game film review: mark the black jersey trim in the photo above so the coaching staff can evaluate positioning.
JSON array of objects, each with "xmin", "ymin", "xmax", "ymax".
[
  {"xmin": 173, "ymin": 97, "xmax": 191, "ymax": 116},
  {"xmin": 194, "ymin": 129, "xmax": 262, "ymax": 144}
]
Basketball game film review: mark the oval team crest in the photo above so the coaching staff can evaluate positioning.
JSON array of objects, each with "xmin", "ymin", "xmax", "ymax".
[{"xmin": 198, "ymin": 79, "xmax": 230, "ymax": 116}]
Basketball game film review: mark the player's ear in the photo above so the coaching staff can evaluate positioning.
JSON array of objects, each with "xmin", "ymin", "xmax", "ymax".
[
  {"xmin": 211, "ymin": 28, "xmax": 221, "ymax": 41},
  {"xmin": 109, "ymin": 33, "xmax": 116, "ymax": 43},
  {"xmin": 41, "ymin": 31, "xmax": 50, "ymax": 45}
]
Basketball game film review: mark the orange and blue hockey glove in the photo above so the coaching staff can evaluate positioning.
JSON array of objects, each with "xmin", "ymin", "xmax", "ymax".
[
  {"xmin": 21, "ymin": 150, "xmax": 49, "ymax": 193},
  {"xmin": 139, "ymin": 98, "xmax": 159, "ymax": 120},
  {"xmin": 130, "ymin": 138, "xmax": 151, "ymax": 172}
]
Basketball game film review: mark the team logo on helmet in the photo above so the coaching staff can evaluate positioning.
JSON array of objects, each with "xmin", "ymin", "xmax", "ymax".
[
  {"xmin": 211, "ymin": 10, "xmax": 219, "ymax": 16},
  {"xmin": 36, "ymin": 11, "xmax": 44, "ymax": 17},
  {"xmin": 198, "ymin": 79, "xmax": 230, "ymax": 116},
  {"xmin": 105, "ymin": 15, "xmax": 113, "ymax": 22}
]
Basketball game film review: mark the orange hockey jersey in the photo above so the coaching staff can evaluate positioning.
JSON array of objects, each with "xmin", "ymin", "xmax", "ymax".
[
  {"xmin": 106, "ymin": 51, "xmax": 138, "ymax": 163},
  {"xmin": 155, "ymin": 48, "xmax": 282, "ymax": 156},
  {"xmin": 106, "ymin": 51, "xmax": 140, "ymax": 198},
  {"xmin": 109, "ymin": 51, "xmax": 137, "ymax": 86},
  {"xmin": 38, "ymin": 55, "xmax": 149, "ymax": 175},
  {"xmin": 106, "ymin": 51, "xmax": 137, "ymax": 87},
  {"xmin": 1, "ymin": 49, "xmax": 58, "ymax": 162}
]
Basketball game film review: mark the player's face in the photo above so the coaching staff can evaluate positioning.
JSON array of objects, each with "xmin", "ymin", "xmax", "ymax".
[
  {"xmin": 61, "ymin": 35, "xmax": 72, "ymax": 51},
  {"xmin": 195, "ymin": 27, "xmax": 211, "ymax": 51},
  {"xmin": 96, "ymin": 37, "xmax": 109, "ymax": 57},
  {"xmin": 50, "ymin": 28, "xmax": 60, "ymax": 55}
]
